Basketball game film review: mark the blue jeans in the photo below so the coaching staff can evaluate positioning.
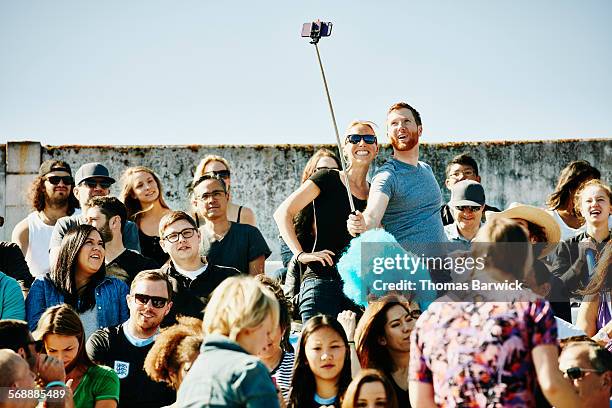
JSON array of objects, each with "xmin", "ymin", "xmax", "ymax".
[{"xmin": 299, "ymin": 277, "xmax": 345, "ymax": 324}]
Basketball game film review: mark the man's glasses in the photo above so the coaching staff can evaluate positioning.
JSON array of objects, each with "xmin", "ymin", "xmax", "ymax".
[
  {"xmin": 563, "ymin": 366, "xmax": 602, "ymax": 380},
  {"xmin": 345, "ymin": 134, "xmax": 377, "ymax": 145},
  {"xmin": 46, "ymin": 176, "xmax": 74, "ymax": 186},
  {"xmin": 455, "ymin": 205, "xmax": 483, "ymax": 212},
  {"xmin": 203, "ymin": 170, "xmax": 230, "ymax": 179},
  {"xmin": 449, "ymin": 169, "xmax": 476, "ymax": 179},
  {"xmin": 81, "ymin": 180, "xmax": 112, "ymax": 189},
  {"xmin": 133, "ymin": 293, "xmax": 169, "ymax": 308},
  {"xmin": 162, "ymin": 227, "xmax": 197, "ymax": 243},
  {"xmin": 197, "ymin": 191, "xmax": 226, "ymax": 201}
]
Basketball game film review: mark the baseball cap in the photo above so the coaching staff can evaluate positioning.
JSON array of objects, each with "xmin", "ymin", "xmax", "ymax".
[
  {"xmin": 449, "ymin": 180, "xmax": 485, "ymax": 207},
  {"xmin": 74, "ymin": 163, "xmax": 115, "ymax": 186},
  {"xmin": 39, "ymin": 160, "xmax": 72, "ymax": 177}
]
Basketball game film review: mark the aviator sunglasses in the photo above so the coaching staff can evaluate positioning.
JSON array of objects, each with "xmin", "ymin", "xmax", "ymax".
[
  {"xmin": 345, "ymin": 134, "xmax": 377, "ymax": 145},
  {"xmin": 46, "ymin": 175, "xmax": 74, "ymax": 185},
  {"xmin": 133, "ymin": 293, "xmax": 169, "ymax": 308},
  {"xmin": 203, "ymin": 170, "xmax": 230, "ymax": 179}
]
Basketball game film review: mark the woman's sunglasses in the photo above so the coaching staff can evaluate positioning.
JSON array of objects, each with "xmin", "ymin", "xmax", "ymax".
[
  {"xmin": 45, "ymin": 176, "xmax": 74, "ymax": 186},
  {"xmin": 563, "ymin": 366, "xmax": 602, "ymax": 380},
  {"xmin": 345, "ymin": 134, "xmax": 377, "ymax": 145},
  {"xmin": 203, "ymin": 170, "xmax": 230, "ymax": 179}
]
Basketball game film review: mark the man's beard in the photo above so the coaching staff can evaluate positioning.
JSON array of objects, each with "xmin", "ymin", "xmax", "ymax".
[
  {"xmin": 46, "ymin": 192, "xmax": 70, "ymax": 207},
  {"xmin": 390, "ymin": 130, "xmax": 419, "ymax": 151},
  {"xmin": 98, "ymin": 224, "xmax": 114, "ymax": 243}
]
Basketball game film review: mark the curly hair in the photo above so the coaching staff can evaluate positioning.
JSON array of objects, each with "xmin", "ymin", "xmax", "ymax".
[
  {"xmin": 28, "ymin": 175, "xmax": 79, "ymax": 214},
  {"xmin": 143, "ymin": 316, "xmax": 203, "ymax": 390}
]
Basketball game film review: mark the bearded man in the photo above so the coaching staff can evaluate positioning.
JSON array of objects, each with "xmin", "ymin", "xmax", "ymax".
[
  {"xmin": 12, "ymin": 160, "xmax": 79, "ymax": 278},
  {"xmin": 347, "ymin": 102, "xmax": 447, "ymax": 246}
]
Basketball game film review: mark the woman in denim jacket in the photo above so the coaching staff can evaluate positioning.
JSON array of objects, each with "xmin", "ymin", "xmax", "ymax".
[{"xmin": 26, "ymin": 224, "xmax": 129, "ymax": 337}]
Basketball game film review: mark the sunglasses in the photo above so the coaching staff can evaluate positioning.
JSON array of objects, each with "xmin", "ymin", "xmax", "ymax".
[
  {"xmin": 133, "ymin": 293, "xmax": 169, "ymax": 308},
  {"xmin": 345, "ymin": 134, "xmax": 377, "ymax": 145},
  {"xmin": 455, "ymin": 205, "xmax": 483, "ymax": 212},
  {"xmin": 563, "ymin": 366, "xmax": 602, "ymax": 380},
  {"xmin": 81, "ymin": 180, "xmax": 113, "ymax": 189},
  {"xmin": 46, "ymin": 176, "xmax": 74, "ymax": 185},
  {"xmin": 316, "ymin": 166, "xmax": 339, "ymax": 171},
  {"xmin": 163, "ymin": 227, "xmax": 197, "ymax": 243},
  {"xmin": 203, "ymin": 170, "xmax": 230, "ymax": 179}
]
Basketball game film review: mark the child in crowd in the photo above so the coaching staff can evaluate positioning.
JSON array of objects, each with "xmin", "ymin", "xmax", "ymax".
[
  {"xmin": 143, "ymin": 316, "xmax": 203, "ymax": 393},
  {"xmin": 35, "ymin": 304, "xmax": 120, "ymax": 407},
  {"xmin": 255, "ymin": 275, "xmax": 295, "ymax": 403},
  {"xmin": 175, "ymin": 276, "xmax": 281, "ymax": 407},
  {"xmin": 26, "ymin": 224, "xmax": 129, "ymax": 337},
  {"xmin": 341, "ymin": 369, "xmax": 398, "ymax": 408},
  {"xmin": 289, "ymin": 314, "xmax": 353, "ymax": 408}
]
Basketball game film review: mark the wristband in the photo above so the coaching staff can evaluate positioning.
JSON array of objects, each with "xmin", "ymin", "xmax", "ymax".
[
  {"xmin": 296, "ymin": 251, "xmax": 305, "ymax": 262},
  {"xmin": 45, "ymin": 381, "xmax": 67, "ymax": 388}
]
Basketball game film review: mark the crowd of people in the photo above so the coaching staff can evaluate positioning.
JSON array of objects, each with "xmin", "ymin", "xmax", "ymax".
[{"xmin": 0, "ymin": 100, "xmax": 611, "ymax": 407}]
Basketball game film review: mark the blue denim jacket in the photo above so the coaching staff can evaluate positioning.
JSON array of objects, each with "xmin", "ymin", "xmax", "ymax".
[
  {"xmin": 25, "ymin": 275, "xmax": 129, "ymax": 331},
  {"xmin": 176, "ymin": 334, "xmax": 280, "ymax": 408}
]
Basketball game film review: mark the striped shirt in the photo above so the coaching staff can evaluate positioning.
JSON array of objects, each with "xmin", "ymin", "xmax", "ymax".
[{"xmin": 271, "ymin": 351, "xmax": 295, "ymax": 402}]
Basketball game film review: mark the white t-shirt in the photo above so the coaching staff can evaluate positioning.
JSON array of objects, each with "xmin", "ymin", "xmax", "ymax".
[
  {"xmin": 174, "ymin": 264, "xmax": 208, "ymax": 280},
  {"xmin": 547, "ymin": 209, "xmax": 612, "ymax": 241}
]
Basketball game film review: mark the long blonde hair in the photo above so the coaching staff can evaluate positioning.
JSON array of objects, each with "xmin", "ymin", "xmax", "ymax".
[{"xmin": 119, "ymin": 166, "xmax": 169, "ymax": 222}]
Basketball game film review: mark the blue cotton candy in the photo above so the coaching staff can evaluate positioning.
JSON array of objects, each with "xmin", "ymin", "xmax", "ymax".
[{"xmin": 337, "ymin": 229, "xmax": 436, "ymax": 309}]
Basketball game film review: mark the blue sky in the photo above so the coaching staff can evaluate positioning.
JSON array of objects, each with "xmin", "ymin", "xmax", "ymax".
[{"xmin": 1, "ymin": 0, "xmax": 610, "ymax": 146}]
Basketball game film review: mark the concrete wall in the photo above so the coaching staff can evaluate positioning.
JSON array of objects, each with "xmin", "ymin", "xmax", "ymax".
[{"xmin": 1, "ymin": 139, "xmax": 611, "ymax": 261}]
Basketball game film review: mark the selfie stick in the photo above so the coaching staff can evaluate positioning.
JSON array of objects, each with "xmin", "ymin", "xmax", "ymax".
[{"xmin": 306, "ymin": 23, "xmax": 356, "ymax": 213}]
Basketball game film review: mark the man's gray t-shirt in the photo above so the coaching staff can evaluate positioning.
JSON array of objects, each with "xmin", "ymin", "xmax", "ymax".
[
  {"xmin": 371, "ymin": 158, "xmax": 447, "ymax": 247},
  {"xmin": 50, "ymin": 211, "xmax": 141, "ymax": 253}
]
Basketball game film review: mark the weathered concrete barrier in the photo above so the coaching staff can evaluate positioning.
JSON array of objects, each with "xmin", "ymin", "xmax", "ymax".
[{"xmin": 1, "ymin": 139, "xmax": 610, "ymax": 260}]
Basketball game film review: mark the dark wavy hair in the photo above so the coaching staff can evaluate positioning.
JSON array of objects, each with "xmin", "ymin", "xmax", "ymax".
[
  {"xmin": 51, "ymin": 224, "xmax": 106, "ymax": 313},
  {"xmin": 355, "ymin": 295, "xmax": 411, "ymax": 375},
  {"xmin": 28, "ymin": 175, "xmax": 79, "ymax": 214},
  {"xmin": 34, "ymin": 304, "xmax": 94, "ymax": 372},
  {"xmin": 289, "ymin": 315, "xmax": 352, "ymax": 407},
  {"xmin": 340, "ymin": 369, "xmax": 398, "ymax": 408},
  {"xmin": 546, "ymin": 160, "xmax": 601, "ymax": 212}
]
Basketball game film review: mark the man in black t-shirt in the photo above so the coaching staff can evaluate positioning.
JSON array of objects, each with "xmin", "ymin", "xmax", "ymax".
[
  {"xmin": 85, "ymin": 196, "xmax": 158, "ymax": 285},
  {"xmin": 191, "ymin": 176, "xmax": 271, "ymax": 275},
  {"xmin": 158, "ymin": 211, "xmax": 240, "ymax": 324},
  {"xmin": 86, "ymin": 270, "xmax": 176, "ymax": 408}
]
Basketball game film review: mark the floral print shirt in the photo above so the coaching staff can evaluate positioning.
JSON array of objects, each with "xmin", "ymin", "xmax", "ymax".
[{"xmin": 409, "ymin": 299, "xmax": 557, "ymax": 407}]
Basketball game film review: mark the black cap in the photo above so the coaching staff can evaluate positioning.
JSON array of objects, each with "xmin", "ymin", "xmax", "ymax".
[
  {"xmin": 39, "ymin": 160, "xmax": 72, "ymax": 177},
  {"xmin": 74, "ymin": 163, "xmax": 115, "ymax": 186},
  {"xmin": 449, "ymin": 180, "xmax": 485, "ymax": 207}
]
